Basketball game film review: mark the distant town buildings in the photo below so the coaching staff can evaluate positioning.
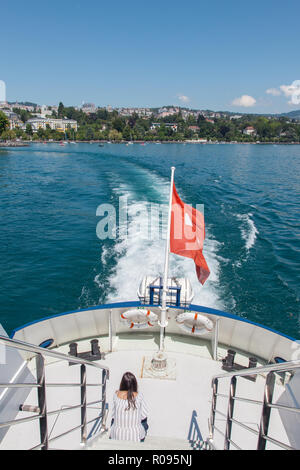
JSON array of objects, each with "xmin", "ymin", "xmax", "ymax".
[
  {"xmin": 1, "ymin": 88, "xmax": 298, "ymax": 143},
  {"xmin": 181, "ymin": 109, "xmax": 199, "ymax": 120},
  {"xmin": 81, "ymin": 103, "xmax": 96, "ymax": 114},
  {"xmin": 25, "ymin": 117, "xmax": 78, "ymax": 133},
  {"xmin": 0, "ymin": 101, "xmax": 10, "ymax": 111},
  {"xmin": 0, "ymin": 91, "xmax": 248, "ymax": 126},
  {"xmin": 2, "ymin": 110, "xmax": 23, "ymax": 130},
  {"xmin": 113, "ymin": 106, "xmax": 210, "ymax": 121},
  {"xmin": 0, "ymin": 100, "xmax": 68, "ymax": 133},
  {"xmin": 117, "ymin": 107, "xmax": 153, "ymax": 118},
  {"xmin": 157, "ymin": 107, "xmax": 180, "ymax": 118},
  {"xmin": 39, "ymin": 105, "xmax": 58, "ymax": 117},
  {"xmin": 14, "ymin": 103, "xmax": 36, "ymax": 112}
]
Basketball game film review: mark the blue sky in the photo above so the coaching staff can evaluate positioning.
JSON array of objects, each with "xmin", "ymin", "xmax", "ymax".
[{"xmin": 1, "ymin": 0, "xmax": 300, "ymax": 113}]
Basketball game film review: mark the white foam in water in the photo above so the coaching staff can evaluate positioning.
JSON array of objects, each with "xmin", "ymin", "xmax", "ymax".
[
  {"xmin": 100, "ymin": 244, "xmax": 112, "ymax": 266},
  {"xmin": 98, "ymin": 168, "xmax": 224, "ymax": 310},
  {"xmin": 237, "ymin": 213, "xmax": 259, "ymax": 251}
]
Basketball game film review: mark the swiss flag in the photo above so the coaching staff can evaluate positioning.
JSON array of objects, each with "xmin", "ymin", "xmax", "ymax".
[{"xmin": 170, "ymin": 184, "xmax": 210, "ymax": 284}]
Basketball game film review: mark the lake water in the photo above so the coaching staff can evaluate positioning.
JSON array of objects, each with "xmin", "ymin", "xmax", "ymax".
[{"xmin": 0, "ymin": 142, "xmax": 299, "ymax": 338}]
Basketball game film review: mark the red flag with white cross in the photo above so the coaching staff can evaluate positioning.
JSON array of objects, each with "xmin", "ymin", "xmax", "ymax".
[{"xmin": 170, "ymin": 184, "xmax": 210, "ymax": 285}]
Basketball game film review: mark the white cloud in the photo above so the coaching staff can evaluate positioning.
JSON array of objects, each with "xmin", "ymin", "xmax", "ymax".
[
  {"xmin": 266, "ymin": 88, "xmax": 281, "ymax": 96},
  {"xmin": 177, "ymin": 94, "xmax": 190, "ymax": 103},
  {"xmin": 280, "ymin": 80, "xmax": 300, "ymax": 105},
  {"xmin": 232, "ymin": 95, "xmax": 256, "ymax": 107}
]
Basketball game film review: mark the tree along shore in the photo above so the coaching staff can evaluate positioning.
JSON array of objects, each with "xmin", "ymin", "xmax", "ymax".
[{"xmin": 1, "ymin": 105, "xmax": 300, "ymax": 144}]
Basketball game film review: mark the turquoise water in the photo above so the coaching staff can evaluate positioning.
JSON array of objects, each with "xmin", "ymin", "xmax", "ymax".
[{"xmin": 0, "ymin": 143, "xmax": 299, "ymax": 337}]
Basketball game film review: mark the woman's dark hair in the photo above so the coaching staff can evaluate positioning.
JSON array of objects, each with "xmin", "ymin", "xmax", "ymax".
[{"xmin": 119, "ymin": 372, "xmax": 138, "ymax": 410}]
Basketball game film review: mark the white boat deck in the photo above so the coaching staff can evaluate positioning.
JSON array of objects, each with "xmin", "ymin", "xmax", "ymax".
[{"xmin": 0, "ymin": 332, "xmax": 293, "ymax": 450}]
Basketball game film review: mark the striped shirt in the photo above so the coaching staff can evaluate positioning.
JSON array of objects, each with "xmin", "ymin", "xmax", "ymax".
[{"xmin": 110, "ymin": 392, "xmax": 148, "ymax": 441}]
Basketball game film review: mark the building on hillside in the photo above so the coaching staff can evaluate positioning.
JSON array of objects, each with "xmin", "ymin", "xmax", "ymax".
[
  {"xmin": 188, "ymin": 125, "xmax": 200, "ymax": 132},
  {"xmin": 2, "ymin": 110, "xmax": 23, "ymax": 130},
  {"xmin": 243, "ymin": 126, "xmax": 257, "ymax": 136},
  {"xmin": 150, "ymin": 122, "xmax": 178, "ymax": 132},
  {"xmin": 39, "ymin": 105, "xmax": 56, "ymax": 118},
  {"xmin": 165, "ymin": 123, "xmax": 178, "ymax": 131},
  {"xmin": 81, "ymin": 103, "xmax": 96, "ymax": 114},
  {"xmin": 25, "ymin": 117, "xmax": 78, "ymax": 133},
  {"xmin": 230, "ymin": 115, "xmax": 243, "ymax": 120},
  {"xmin": 157, "ymin": 107, "xmax": 179, "ymax": 118},
  {"xmin": 150, "ymin": 122, "xmax": 161, "ymax": 130}
]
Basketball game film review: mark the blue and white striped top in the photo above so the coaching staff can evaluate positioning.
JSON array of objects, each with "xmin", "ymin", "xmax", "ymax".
[{"xmin": 110, "ymin": 391, "xmax": 149, "ymax": 441}]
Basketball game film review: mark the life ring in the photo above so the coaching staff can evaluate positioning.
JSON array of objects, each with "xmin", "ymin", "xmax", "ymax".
[
  {"xmin": 120, "ymin": 308, "xmax": 158, "ymax": 329},
  {"xmin": 176, "ymin": 312, "xmax": 214, "ymax": 336}
]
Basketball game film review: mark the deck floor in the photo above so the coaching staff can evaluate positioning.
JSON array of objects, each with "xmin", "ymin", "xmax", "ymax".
[{"xmin": 0, "ymin": 333, "xmax": 292, "ymax": 450}]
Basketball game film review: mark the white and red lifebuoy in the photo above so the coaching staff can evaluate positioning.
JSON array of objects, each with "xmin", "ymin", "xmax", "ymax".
[
  {"xmin": 176, "ymin": 312, "xmax": 214, "ymax": 336},
  {"xmin": 120, "ymin": 308, "xmax": 158, "ymax": 329}
]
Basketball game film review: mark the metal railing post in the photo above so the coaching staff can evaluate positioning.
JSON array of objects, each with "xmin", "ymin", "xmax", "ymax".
[
  {"xmin": 36, "ymin": 353, "xmax": 48, "ymax": 450},
  {"xmin": 80, "ymin": 364, "xmax": 87, "ymax": 443},
  {"xmin": 224, "ymin": 376, "xmax": 237, "ymax": 450},
  {"xmin": 210, "ymin": 378, "xmax": 218, "ymax": 438},
  {"xmin": 213, "ymin": 318, "xmax": 220, "ymax": 361},
  {"xmin": 257, "ymin": 371, "xmax": 275, "ymax": 450},
  {"xmin": 109, "ymin": 309, "xmax": 113, "ymax": 352},
  {"xmin": 101, "ymin": 369, "xmax": 107, "ymax": 428}
]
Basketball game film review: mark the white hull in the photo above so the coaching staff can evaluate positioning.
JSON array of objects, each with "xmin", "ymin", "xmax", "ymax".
[{"xmin": 1, "ymin": 303, "xmax": 299, "ymax": 450}]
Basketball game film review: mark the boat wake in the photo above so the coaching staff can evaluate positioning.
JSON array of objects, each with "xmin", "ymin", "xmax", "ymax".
[
  {"xmin": 236, "ymin": 213, "xmax": 259, "ymax": 251},
  {"xmin": 93, "ymin": 165, "xmax": 225, "ymax": 310}
]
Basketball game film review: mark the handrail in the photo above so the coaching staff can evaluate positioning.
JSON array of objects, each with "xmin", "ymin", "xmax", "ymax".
[
  {"xmin": 0, "ymin": 335, "xmax": 109, "ymax": 371},
  {"xmin": 0, "ymin": 383, "xmax": 104, "ymax": 388},
  {"xmin": 209, "ymin": 358, "xmax": 300, "ymax": 451},
  {"xmin": 0, "ymin": 334, "xmax": 109, "ymax": 450},
  {"xmin": 212, "ymin": 358, "xmax": 300, "ymax": 382},
  {"xmin": 31, "ymin": 415, "xmax": 103, "ymax": 450}
]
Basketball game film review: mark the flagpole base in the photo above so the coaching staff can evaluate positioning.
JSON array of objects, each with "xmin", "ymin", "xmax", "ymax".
[
  {"xmin": 151, "ymin": 352, "xmax": 167, "ymax": 371},
  {"xmin": 141, "ymin": 354, "xmax": 176, "ymax": 380}
]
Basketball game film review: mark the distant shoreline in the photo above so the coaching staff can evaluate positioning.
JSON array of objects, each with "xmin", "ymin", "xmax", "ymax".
[
  {"xmin": 0, "ymin": 142, "xmax": 30, "ymax": 147},
  {"xmin": 1, "ymin": 140, "xmax": 300, "ymax": 147}
]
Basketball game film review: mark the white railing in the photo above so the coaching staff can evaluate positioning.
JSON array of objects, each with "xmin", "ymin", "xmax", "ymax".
[
  {"xmin": 0, "ymin": 335, "xmax": 109, "ymax": 450},
  {"xmin": 209, "ymin": 359, "xmax": 300, "ymax": 450}
]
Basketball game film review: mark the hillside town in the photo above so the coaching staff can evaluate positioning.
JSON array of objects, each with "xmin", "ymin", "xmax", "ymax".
[{"xmin": 0, "ymin": 98, "xmax": 300, "ymax": 144}]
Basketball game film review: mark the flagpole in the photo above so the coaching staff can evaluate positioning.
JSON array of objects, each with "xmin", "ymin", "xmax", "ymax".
[{"xmin": 159, "ymin": 166, "xmax": 175, "ymax": 352}]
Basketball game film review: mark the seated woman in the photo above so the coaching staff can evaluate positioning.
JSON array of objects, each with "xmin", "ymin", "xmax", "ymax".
[{"xmin": 110, "ymin": 371, "xmax": 149, "ymax": 442}]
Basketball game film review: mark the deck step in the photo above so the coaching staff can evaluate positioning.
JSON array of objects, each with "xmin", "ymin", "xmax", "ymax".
[{"xmin": 86, "ymin": 434, "xmax": 194, "ymax": 450}]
